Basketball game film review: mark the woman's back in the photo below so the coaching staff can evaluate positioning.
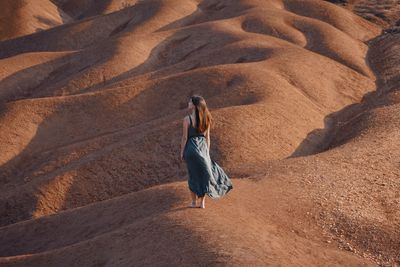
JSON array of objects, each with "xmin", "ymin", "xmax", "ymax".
[{"xmin": 188, "ymin": 115, "xmax": 206, "ymax": 137}]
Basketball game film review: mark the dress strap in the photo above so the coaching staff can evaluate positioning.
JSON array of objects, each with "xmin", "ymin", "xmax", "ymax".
[{"xmin": 189, "ymin": 115, "xmax": 192, "ymax": 127}]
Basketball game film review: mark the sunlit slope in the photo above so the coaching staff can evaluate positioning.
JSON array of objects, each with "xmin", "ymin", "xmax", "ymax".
[
  {"xmin": 0, "ymin": 0, "xmax": 381, "ymax": 226},
  {"xmin": 0, "ymin": 0, "xmax": 71, "ymax": 41}
]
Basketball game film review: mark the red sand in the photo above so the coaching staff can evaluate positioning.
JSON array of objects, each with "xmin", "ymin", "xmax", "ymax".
[{"xmin": 0, "ymin": 0, "xmax": 399, "ymax": 266}]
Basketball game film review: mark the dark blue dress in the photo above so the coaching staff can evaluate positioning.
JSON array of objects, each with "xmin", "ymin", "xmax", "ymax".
[{"xmin": 183, "ymin": 115, "xmax": 233, "ymax": 198}]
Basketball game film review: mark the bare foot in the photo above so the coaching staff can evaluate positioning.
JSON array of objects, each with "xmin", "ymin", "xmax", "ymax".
[{"xmin": 189, "ymin": 201, "xmax": 197, "ymax": 208}]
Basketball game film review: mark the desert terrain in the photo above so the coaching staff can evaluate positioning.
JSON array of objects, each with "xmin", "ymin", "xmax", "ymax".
[{"xmin": 0, "ymin": 0, "xmax": 399, "ymax": 266}]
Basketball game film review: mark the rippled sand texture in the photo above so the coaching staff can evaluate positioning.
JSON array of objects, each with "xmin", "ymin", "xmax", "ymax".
[{"xmin": 0, "ymin": 0, "xmax": 399, "ymax": 266}]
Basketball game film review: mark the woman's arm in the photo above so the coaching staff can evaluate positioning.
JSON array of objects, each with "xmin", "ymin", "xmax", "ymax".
[
  {"xmin": 205, "ymin": 126, "xmax": 210, "ymax": 152},
  {"xmin": 180, "ymin": 117, "xmax": 189, "ymax": 160}
]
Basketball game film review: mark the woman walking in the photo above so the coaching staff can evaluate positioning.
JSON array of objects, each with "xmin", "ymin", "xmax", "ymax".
[{"xmin": 180, "ymin": 95, "xmax": 233, "ymax": 209}]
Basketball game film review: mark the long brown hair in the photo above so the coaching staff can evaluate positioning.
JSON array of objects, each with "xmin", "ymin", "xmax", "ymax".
[{"xmin": 190, "ymin": 95, "xmax": 213, "ymax": 133}]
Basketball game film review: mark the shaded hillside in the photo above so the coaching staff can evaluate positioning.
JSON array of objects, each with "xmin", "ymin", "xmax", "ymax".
[
  {"xmin": 0, "ymin": 0, "xmax": 380, "ymax": 226},
  {"xmin": 0, "ymin": 0, "xmax": 399, "ymax": 266},
  {"xmin": 325, "ymin": 0, "xmax": 400, "ymax": 27}
]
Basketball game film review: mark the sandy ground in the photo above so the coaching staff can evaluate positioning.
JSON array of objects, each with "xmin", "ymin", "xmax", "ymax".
[
  {"xmin": 324, "ymin": 0, "xmax": 400, "ymax": 27},
  {"xmin": 0, "ymin": 0, "xmax": 399, "ymax": 266}
]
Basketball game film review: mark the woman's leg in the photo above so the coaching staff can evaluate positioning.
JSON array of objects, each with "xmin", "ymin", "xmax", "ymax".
[
  {"xmin": 189, "ymin": 189, "xmax": 197, "ymax": 207},
  {"xmin": 190, "ymin": 190, "xmax": 197, "ymax": 202},
  {"xmin": 199, "ymin": 195, "xmax": 206, "ymax": 208}
]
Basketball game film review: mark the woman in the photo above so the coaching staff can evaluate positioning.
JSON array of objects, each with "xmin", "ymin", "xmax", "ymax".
[{"xmin": 180, "ymin": 95, "xmax": 233, "ymax": 209}]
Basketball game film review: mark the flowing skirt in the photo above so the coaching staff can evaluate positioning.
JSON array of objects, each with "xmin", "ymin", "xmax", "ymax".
[{"xmin": 183, "ymin": 136, "xmax": 233, "ymax": 198}]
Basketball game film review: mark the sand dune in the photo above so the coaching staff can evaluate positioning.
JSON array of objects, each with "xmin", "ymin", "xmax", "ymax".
[
  {"xmin": 325, "ymin": 0, "xmax": 400, "ymax": 27},
  {"xmin": 0, "ymin": 0, "xmax": 398, "ymax": 266},
  {"xmin": 0, "ymin": 0, "xmax": 71, "ymax": 41},
  {"xmin": 52, "ymin": 0, "xmax": 147, "ymax": 19}
]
